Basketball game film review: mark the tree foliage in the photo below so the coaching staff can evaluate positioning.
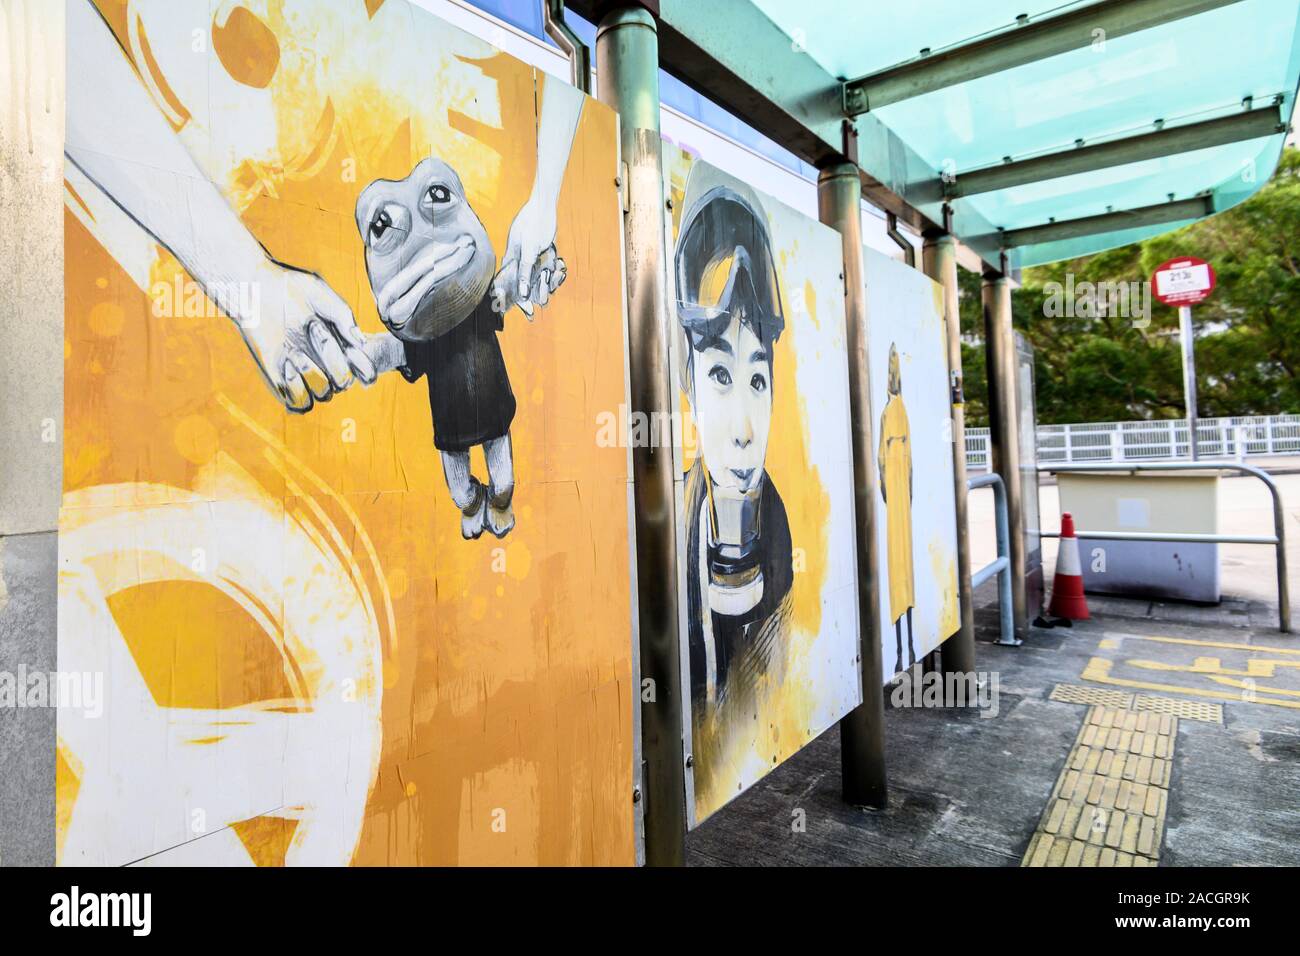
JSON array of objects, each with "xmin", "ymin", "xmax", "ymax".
[{"xmin": 958, "ymin": 146, "xmax": 1300, "ymax": 427}]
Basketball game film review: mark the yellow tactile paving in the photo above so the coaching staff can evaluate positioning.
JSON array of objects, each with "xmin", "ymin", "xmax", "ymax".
[
  {"xmin": 1049, "ymin": 683, "xmax": 1133, "ymax": 709},
  {"xmin": 1023, "ymin": 704, "xmax": 1176, "ymax": 867},
  {"xmin": 1133, "ymin": 693, "xmax": 1223, "ymax": 724},
  {"xmin": 1051, "ymin": 682, "xmax": 1222, "ymax": 723}
]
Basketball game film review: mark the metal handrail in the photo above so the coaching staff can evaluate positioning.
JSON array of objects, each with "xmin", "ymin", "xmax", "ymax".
[
  {"xmin": 966, "ymin": 414, "xmax": 1300, "ymax": 470},
  {"xmin": 967, "ymin": 473, "xmax": 1019, "ymax": 646},
  {"xmin": 1038, "ymin": 461, "xmax": 1291, "ymax": 633}
]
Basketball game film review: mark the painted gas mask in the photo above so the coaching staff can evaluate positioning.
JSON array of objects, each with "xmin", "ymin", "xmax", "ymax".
[
  {"xmin": 676, "ymin": 185, "xmax": 785, "ymax": 617},
  {"xmin": 356, "ymin": 157, "xmax": 494, "ymax": 342}
]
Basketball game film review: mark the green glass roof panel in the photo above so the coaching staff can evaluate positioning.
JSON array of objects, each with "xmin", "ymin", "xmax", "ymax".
[
  {"xmin": 966, "ymin": 135, "xmax": 1284, "ymax": 229},
  {"xmin": 748, "ymin": 0, "xmax": 1300, "ymax": 267},
  {"xmin": 873, "ymin": 1, "xmax": 1297, "ymax": 169},
  {"xmin": 749, "ymin": 0, "xmax": 1064, "ymax": 81}
]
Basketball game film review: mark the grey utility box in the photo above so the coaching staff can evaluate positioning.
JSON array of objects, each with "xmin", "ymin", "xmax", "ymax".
[{"xmin": 1057, "ymin": 471, "xmax": 1221, "ymax": 603}]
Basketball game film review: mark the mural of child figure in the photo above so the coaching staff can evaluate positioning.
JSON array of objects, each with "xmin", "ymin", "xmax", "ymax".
[
  {"xmin": 879, "ymin": 343, "xmax": 916, "ymax": 672},
  {"xmin": 676, "ymin": 177, "xmax": 794, "ymax": 714},
  {"xmin": 356, "ymin": 87, "xmax": 583, "ymax": 540}
]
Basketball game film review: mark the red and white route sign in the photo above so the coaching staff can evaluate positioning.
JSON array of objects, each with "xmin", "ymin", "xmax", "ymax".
[{"xmin": 1152, "ymin": 256, "xmax": 1216, "ymax": 307}]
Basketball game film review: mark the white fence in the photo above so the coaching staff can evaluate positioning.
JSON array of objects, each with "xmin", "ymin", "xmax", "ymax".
[{"xmin": 966, "ymin": 415, "xmax": 1300, "ymax": 471}]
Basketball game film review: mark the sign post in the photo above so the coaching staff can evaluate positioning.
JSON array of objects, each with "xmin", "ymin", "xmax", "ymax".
[{"xmin": 1152, "ymin": 257, "xmax": 1216, "ymax": 461}]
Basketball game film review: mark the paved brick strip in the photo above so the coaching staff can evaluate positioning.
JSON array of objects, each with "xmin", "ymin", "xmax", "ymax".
[{"xmin": 1022, "ymin": 705, "xmax": 1175, "ymax": 867}]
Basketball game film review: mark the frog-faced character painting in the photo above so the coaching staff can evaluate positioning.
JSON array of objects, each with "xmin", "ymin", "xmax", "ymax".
[
  {"xmin": 354, "ymin": 88, "xmax": 585, "ymax": 540},
  {"xmin": 357, "ymin": 158, "xmax": 541, "ymax": 540}
]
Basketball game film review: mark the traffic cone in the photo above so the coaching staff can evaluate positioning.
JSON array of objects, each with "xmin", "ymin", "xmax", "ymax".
[{"xmin": 1048, "ymin": 512, "xmax": 1090, "ymax": 620}]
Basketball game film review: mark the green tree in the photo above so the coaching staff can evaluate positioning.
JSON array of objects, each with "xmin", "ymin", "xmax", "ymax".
[
  {"xmin": 1141, "ymin": 147, "xmax": 1300, "ymax": 416},
  {"xmin": 957, "ymin": 146, "xmax": 1300, "ymax": 426}
]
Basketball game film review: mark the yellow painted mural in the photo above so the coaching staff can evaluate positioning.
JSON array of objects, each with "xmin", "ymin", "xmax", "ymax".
[{"xmin": 59, "ymin": 0, "xmax": 634, "ymax": 865}]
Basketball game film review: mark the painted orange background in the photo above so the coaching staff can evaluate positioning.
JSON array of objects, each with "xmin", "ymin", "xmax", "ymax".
[{"xmin": 60, "ymin": 0, "xmax": 635, "ymax": 865}]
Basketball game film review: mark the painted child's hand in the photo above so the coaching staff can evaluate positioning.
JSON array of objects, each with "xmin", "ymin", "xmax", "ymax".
[
  {"xmin": 360, "ymin": 332, "xmax": 407, "ymax": 375},
  {"xmin": 236, "ymin": 261, "xmax": 376, "ymax": 412}
]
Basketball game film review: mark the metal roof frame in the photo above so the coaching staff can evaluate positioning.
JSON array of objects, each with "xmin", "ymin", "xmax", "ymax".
[
  {"xmin": 569, "ymin": 0, "xmax": 1295, "ymax": 273},
  {"xmin": 841, "ymin": 0, "xmax": 1246, "ymax": 114},
  {"xmin": 943, "ymin": 101, "xmax": 1286, "ymax": 199}
]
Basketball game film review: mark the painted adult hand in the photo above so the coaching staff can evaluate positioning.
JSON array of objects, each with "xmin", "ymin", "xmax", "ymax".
[
  {"xmin": 66, "ymin": 0, "xmax": 377, "ymax": 415},
  {"xmin": 237, "ymin": 262, "xmax": 377, "ymax": 412},
  {"xmin": 490, "ymin": 195, "xmax": 568, "ymax": 319}
]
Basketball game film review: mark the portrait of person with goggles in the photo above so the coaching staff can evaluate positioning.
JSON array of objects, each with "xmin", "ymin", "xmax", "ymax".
[{"xmin": 675, "ymin": 179, "xmax": 795, "ymax": 734}]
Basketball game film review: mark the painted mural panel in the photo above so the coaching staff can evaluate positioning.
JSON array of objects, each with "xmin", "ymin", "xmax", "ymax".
[
  {"xmin": 663, "ymin": 147, "xmax": 862, "ymax": 824},
  {"xmin": 59, "ymin": 0, "xmax": 635, "ymax": 865},
  {"xmin": 862, "ymin": 247, "xmax": 961, "ymax": 678}
]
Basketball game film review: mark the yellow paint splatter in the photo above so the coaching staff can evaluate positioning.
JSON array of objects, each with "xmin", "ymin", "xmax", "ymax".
[
  {"xmin": 88, "ymin": 302, "xmax": 124, "ymax": 337},
  {"xmin": 173, "ymin": 415, "xmax": 220, "ymax": 465},
  {"xmin": 504, "ymin": 541, "xmax": 532, "ymax": 581},
  {"xmin": 387, "ymin": 567, "xmax": 409, "ymax": 599},
  {"xmin": 930, "ymin": 537, "xmax": 960, "ymax": 641},
  {"xmin": 803, "ymin": 279, "xmax": 819, "ymax": 330}
]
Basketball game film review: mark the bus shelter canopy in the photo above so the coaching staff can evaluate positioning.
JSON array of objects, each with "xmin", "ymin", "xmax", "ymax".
[{"xmin": 599, "ymin": 0, "xmax": 1300, "ymax": 271}]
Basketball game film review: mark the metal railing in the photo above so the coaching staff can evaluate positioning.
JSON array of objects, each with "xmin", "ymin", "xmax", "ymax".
[
  {"xmin": 1038, "ymin": 461, "xmax": 1291, "ymax": 633},
  {"xmin": 967, "ymin": 414, "xmax": 1300, "ymax": 471},
  {"xmin": 966, "ymin": 473, "xmax": 1018, "ymax": 646}
]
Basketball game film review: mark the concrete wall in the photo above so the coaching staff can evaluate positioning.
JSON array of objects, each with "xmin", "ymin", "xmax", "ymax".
[
  {"xmin": 0, "ymin": 0, "xmax": 64, "ymax": 866},
  {"xmin": 1, "ymin": 0, "xmax": 63, "ymax": 535}
]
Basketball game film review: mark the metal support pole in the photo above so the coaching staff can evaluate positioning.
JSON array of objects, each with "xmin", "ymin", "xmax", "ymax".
[
  {"xmin": 922, "ymin": 233, "xmax": 977, "ymax": 687},
  {"xmin": 596, "ymin": 5, "xmax": 686, "ymax": 865},
  {"xmin": 982, "ymin": 271, "xmax": 1029, "ymax": 638},
  {"xmin": 1179, "ymin": 305, "xmax": 1199, "ymax": 461},
  {"xmin": 818, "ymin": 162, "xmax": 887, "ymax": 809},
  {"xmin": 966, "ymin": 473, "xmax": 1019, "ymax": 647}
]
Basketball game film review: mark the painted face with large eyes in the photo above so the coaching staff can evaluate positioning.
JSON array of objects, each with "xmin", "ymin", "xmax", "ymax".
[
  {"xmin": 689, "ymin": 311, "xmax": 773, "ymax": 495},
  {"xmin": 355, "ymin": 157, "xmax": 494, "ymax": 341}
]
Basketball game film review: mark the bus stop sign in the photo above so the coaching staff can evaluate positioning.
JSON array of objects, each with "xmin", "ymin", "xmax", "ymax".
[{"xmin": 1152, "ymin": 257, "xmax": 1216, "ymax": 307}]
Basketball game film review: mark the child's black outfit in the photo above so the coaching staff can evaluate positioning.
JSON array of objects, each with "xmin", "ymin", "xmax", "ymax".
[{"xmin": 398, "ymin": 291, "xmax": 516, "ymax": 452}]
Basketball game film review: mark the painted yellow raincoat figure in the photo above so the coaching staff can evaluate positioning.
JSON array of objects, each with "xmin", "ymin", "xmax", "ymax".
[{"xmin": 878, "ymin": 344, "xmax": 915, "ymax": 672}]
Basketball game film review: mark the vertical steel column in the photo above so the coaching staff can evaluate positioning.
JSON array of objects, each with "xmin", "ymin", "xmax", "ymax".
[
  {"xmin": 923, "ymin": 232, "xmax": 977, "ymax": 682},
  {"xmin": 1179, "ymin": 305, "xmax": 1199, "ymax": 461},
  {"xmin": 982, "ymin": 271, "xmax": 1028, "ymax": 637},
  {"xmin": 595, "ymin": 4, "xmax": 687, "ymax": 866},
  {"xmin": 818, "ymin": 163, "xmax": 887, "ymax": 809}
]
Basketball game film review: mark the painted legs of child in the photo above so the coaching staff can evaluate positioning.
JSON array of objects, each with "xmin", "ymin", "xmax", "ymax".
[{"xmin": 440, "ymin": 434, "xmax": 516, "ymax": 540}]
